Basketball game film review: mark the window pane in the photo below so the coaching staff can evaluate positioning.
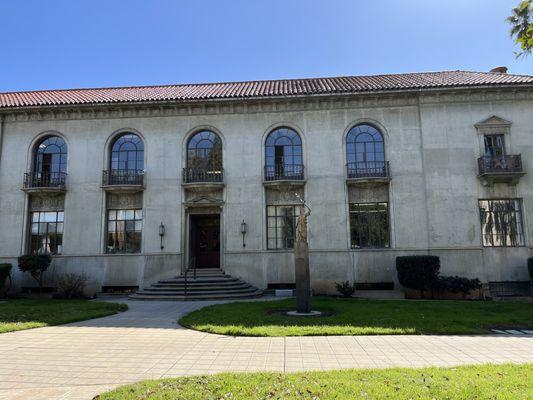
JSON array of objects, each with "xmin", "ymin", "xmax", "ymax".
[
  {"xmin": 124, "ymin": 210, "xmax": 134, "ymax": 220},
  {"xmin": 31, "ymin": 212, "xmax": 40, "ymax": 223},
  {"xmin": 134, "ymin": 221, "xmax": 142, "ymax": 232},
  {"xmin": 349, "ymin": 203, "xmax": 389, "ymax": 248},
  {"xmin": 108, "ymin": 210, "xmax": 116, "ymax": 221},
  {"xmin": 108, "ymin": 221, "xmax": 116, "ymax": 232},
  {"xmin": 116, "ymin": 210, "xmax": 125, "ymax": 220},
  {"xmin": 135, "ymin": 210, "xmax": 142, "ymax": 219}
]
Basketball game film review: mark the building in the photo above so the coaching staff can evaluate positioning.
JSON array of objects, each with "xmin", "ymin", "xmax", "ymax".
[{"xmin": 1, "ymin": 69, "xmax": 533, "ymax": 297}]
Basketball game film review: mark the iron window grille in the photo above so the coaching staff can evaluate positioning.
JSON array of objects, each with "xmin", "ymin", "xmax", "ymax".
[
  {"xmin": 479, "ymin": 199, "xmax": 525, "ymax": 247},
  {"xmin": 107, "ymin": 209, "xmax": 143, "ymax": 253},
  {"xmin": 266, "ymin": 205, "xmax": 302, "ymax": 250},
  {"xmin": 29, "ymin": 211, "xmax": 64, "ymax": 255},
  {"xmin": 349, "ymin": 202, "xmax": 390, "ymax": 248}
]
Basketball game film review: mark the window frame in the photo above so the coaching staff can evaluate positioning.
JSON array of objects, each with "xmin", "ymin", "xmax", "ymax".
[
  {"xmin": 264, "ymin": 127, "xmax": 303, "ymax": 180},
  {"xmin": 186, "ymin": 130, "xmax": 223, "ymax": 171},
  {"xmin": 110, "ymin": 133, "xmax": 144, "ymax": 172},
  {"xmin": 348, "ymin": 202, "xmax": 390, "ymax": 249},
  {"xmin": 29, "ymin": 210, "xmax": 64, "ymax": 255},
  {"xmin": 266, "ymin": 204, "xmax": 302, "ymax": 250},
  {"xmin": 33, "ymin": 135, "xmax": 68, "ymax": 177},
  {"xmin": 478, "ymin": 198, "xmax": 525, "ymax": 247},
  {"xmin": 106, "ymin": 208, "xmax": 143, "ymax": 254}
]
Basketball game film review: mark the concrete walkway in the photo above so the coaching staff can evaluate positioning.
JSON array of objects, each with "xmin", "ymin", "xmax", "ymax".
[{"xmin": 0, "ymin": 299, "xmax": 532, "ymax": 400}]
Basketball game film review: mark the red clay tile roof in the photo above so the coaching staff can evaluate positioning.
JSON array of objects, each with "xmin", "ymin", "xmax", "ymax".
[{"xmin": 1, "ymin": 70, "xmax": 533, "ymax": 109}]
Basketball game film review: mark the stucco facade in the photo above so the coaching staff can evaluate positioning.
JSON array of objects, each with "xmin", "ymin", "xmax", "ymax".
[{"xmin": 1, "ymin": 77, "xmax": 533, "ymax": 295}]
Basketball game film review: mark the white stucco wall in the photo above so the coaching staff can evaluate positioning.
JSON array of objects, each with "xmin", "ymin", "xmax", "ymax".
[{"xmin": 0, "ymin": 88, "xmax": 532, "ymax": 294}]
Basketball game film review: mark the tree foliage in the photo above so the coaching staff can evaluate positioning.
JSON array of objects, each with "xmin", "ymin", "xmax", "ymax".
[
  {"xmin": 18, "ymin": 254, "xmax": 52, "ymax": 294},
  {"xmin": 508, "ymin": 0, "xmax": 533, "ymax": 57}
]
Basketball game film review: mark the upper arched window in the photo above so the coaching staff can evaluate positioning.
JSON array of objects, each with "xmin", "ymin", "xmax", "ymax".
[
  {"xmin": 32, "ymin": 135, "xmax": 68, "ymax": 186},
  {"xmin": 110, "ymin": 133, "xmax": 144, "ymax": 172},
  {"xmin": 185, "ymin": 130, "xmax": 223, "ymax": 183},
  {"xmin": 346, "ymin": 124, "xmax": 386, "ymax": 178},
  {"xmin": 264, "ymin": 127, "xmax": 303, "ymax": 181}
]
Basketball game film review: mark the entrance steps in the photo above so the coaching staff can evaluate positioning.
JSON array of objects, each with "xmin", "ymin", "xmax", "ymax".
[{"xmin": 130, "ymin": 268, "xmax": 263, "ymax": 300}]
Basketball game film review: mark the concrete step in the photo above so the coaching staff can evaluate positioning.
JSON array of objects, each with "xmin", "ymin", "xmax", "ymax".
[
  {"xmin": 130, "ymin": 289, "xmax": 263, "ymax": 301},
  {"xmin": 152, "ymin": 279, "xmax": 246, "ymax": 287},
  {"xmin": 131, "ymin": 269, "xmax": 262, "ymax": 301},
  {"xmin": 143, "ymin": 284, "xmax": 254, "ymax": 292},
  {"xmin": 136, "ymin": 287, "xmax": 259, "ymax": 296}
]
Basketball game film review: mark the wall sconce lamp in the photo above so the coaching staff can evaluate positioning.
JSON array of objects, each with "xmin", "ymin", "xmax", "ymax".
[
  {"xmin": 159, "ymin": 222, "xmax": 166, "ymax": 250},
  {"xmin": 241, "ymin": 220, "xmax": 247, "ymax": 248}
]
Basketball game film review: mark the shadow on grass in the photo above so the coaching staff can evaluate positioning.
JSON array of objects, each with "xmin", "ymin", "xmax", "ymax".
[{"xmin": 179, "ymin": 297, "xmax": 533, "ymax": 336}]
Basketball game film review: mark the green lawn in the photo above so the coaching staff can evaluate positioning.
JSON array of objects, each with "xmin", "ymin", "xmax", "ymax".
[
  {"xmin": 0, "ymin": 299, "xmax": 127, "ymax": 333},
  {"xmin": 97, "ymin": 364, "xmax": 532, "ymax": 400},
  {"xmin": 179, "ymin": 297, "xmax": 533, "ymax": 336}
]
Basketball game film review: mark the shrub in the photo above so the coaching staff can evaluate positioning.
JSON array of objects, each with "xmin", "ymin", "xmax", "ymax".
[
  {"xmin": 335, "ymin": 281, "xmax": 356, "ymax": 298},
  {"xmin": 396, "ymin": 255, "xmax": 440, "ymax": 298},
  {"xmin": 18, "ymin": 254, "xmax": 52, "ymax": 294},
  {"xmin": 0, "ymin": 263, "xmax": 12, "ymax": 296},
  {"xmin": 55, "ymin": 273, "xmax": 88, "ymax": 299},
  {"xmin": 435, "ymin": 276, "xmax": 482, "ymax": 295},
  {"xmin": 528, "ymin": 257, "xmax": 533, "ymax": 282}
]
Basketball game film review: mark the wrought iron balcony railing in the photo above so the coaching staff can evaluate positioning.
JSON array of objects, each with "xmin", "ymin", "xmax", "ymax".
[
  {"xmin": 23, "ymin": 172, "xmax": 67, "ymax": 190},
  {"xmin": 264, "ymin": 164, "xmax": 305, "ymax": 181},
  {"xmin": 477, "ymin": 155, "xmax": 523, "ymax": 175},
  {"xmin": 346, "ymin": 161, "xmax": 390, "ymax": 180},
  {"xmin": 182, "ymin": 167, "xmax": 224, "ymax": 183},
  {"xmin": 102, "ymin": 169, "xmax": 144, "ymax": 186}
]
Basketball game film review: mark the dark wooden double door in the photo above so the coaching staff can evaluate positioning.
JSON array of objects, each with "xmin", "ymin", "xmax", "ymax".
[{"xmin": 191, "ymin": 215, "xmax": 220, "ymax": 268}]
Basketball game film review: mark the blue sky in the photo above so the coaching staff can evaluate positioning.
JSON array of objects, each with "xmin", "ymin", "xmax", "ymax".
[{"xmin": 1, "ymin": 0, "xmax": 531, "ymax": 92}]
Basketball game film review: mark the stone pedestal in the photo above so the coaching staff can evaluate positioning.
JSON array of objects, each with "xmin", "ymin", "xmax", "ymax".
[{"xmin": 294, "ymin": 240, "xmax": 311, "ymax": 313}]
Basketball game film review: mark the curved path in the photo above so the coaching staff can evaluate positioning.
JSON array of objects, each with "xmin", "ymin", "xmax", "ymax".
[{"xmin": 0, "ymin": 298, "xmax": 532, "ymax": 400}]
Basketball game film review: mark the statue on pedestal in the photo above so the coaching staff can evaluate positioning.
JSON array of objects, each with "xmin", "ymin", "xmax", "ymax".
[{"xmin": 293, "ymin": 193, "xmax": 312, "ymax": 314}]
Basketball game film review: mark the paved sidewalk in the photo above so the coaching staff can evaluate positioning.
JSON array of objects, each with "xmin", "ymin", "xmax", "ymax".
[{"xmin": 0, "ymin": 299, "xmax": 532, "ymax": 400}]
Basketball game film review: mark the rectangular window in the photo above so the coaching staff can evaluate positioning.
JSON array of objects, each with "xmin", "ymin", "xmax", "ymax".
[
  {"xmin": 266, "ymin": 205, "xmax": 301, "ymax": 250},
  {"xmin": 479, "ymin": 199, "xmax": 524, "ymax": 247},
  {"xmin": 349, "ymin": 203, "xmax": 389, "ymax": 248},
  {"xmin": 107, "ymin": 209, "xmax": 142, "ymax": 253},
  {"xmin": 484, "ymin": 134, "xmax": 505, "ymax": 157},
  {"xmin": 30, "ymin": 211, "xmax": 64, "ymax": 254}
]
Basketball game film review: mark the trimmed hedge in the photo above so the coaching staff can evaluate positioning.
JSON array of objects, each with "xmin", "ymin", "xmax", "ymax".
[
  {"xmin": 396, "ymin": 256, "xmax": 440, "ymax": 298},
  {"xmin": 0, "ymin": 263, "xmax": 12, "ymax": 293},
  {"xmin": 528, "ymin": 257, "xmax": 533, "ymax": 281}
]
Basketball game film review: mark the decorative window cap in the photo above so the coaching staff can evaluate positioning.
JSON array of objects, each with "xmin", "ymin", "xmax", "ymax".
[{"xmin": 475, "ymin": 116, "xmax": 512, "ymax": 135}]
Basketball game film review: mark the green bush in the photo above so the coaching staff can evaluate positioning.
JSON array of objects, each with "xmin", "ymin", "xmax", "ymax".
[
  {"xmin": 334, "ymin": 281, "xmax": 356, "ymax": 298},
  {"xmin": 528, "ymin": 257, "xmax": 533, "ymax": 281},
  {"xmin": 435, "ymin": 276, "xmax": 482, "ymax": 295},
  {"xmin": 396, "ymin": 255, "xmax": 440, "ymax": 298},
  {"xmin": 18, "ymin": 254, "xmax": 52, "ymax": 294},
  {"xmin": 0, "ymin": 263, "xmax": 12, "ymax": 295},
  {"xmin": 54, "ymin": 273, "xmax": 88, "ymax": 299}
]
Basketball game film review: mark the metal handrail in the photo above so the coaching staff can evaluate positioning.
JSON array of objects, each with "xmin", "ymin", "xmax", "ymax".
[
  {"xmin": 477, "ymin": 154, "xmax": 523, "ymax": 175},
  {"xmin": 23, "ymin": 172, "xmax": 67, "ymax": 189},
  {"xmin": 346, "ymin": 161, "xmax": 389, "ymax": 179},
  {"xmin": 102, "ymin": 169, "xmax": 144, "ymax": 186},
  {"xmin": 183, "ymin": 256, "xmax": 196, "ymax": 298},
  {"xmin": 264, "ymin": 164, "xmax": 305, "ymax": 181},
  {"xmin": 182, "ymin": 167, "xmax": 224, "ymax": 183}
]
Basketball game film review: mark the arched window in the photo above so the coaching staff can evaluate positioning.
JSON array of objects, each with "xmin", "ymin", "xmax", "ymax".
[
  {"xmin": 185, "ymin": 130, "xmax": 223, "ymax": 182},
  {"xmin": 346, "ymin": 124, "xmax": 385, "ymax": 178},
  {"xmin": 106, "ymin": 133, "xmax": 144, "ymax": 185},
  {"xmin": 33, "ymin": 135, "xmax": 67, "ymax": 186},
  {"xmin": 110, "ymin": 133, "xmax": 144, "ymax": 172},
  {"xmin": 264, "ymin": 127, "xmax": 303, "ymax": 180}
]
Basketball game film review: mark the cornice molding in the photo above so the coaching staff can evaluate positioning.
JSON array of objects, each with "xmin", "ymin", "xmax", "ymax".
[{"xmin": 1, "ymin": 88, "xmax": 533, "ymax": 123}]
